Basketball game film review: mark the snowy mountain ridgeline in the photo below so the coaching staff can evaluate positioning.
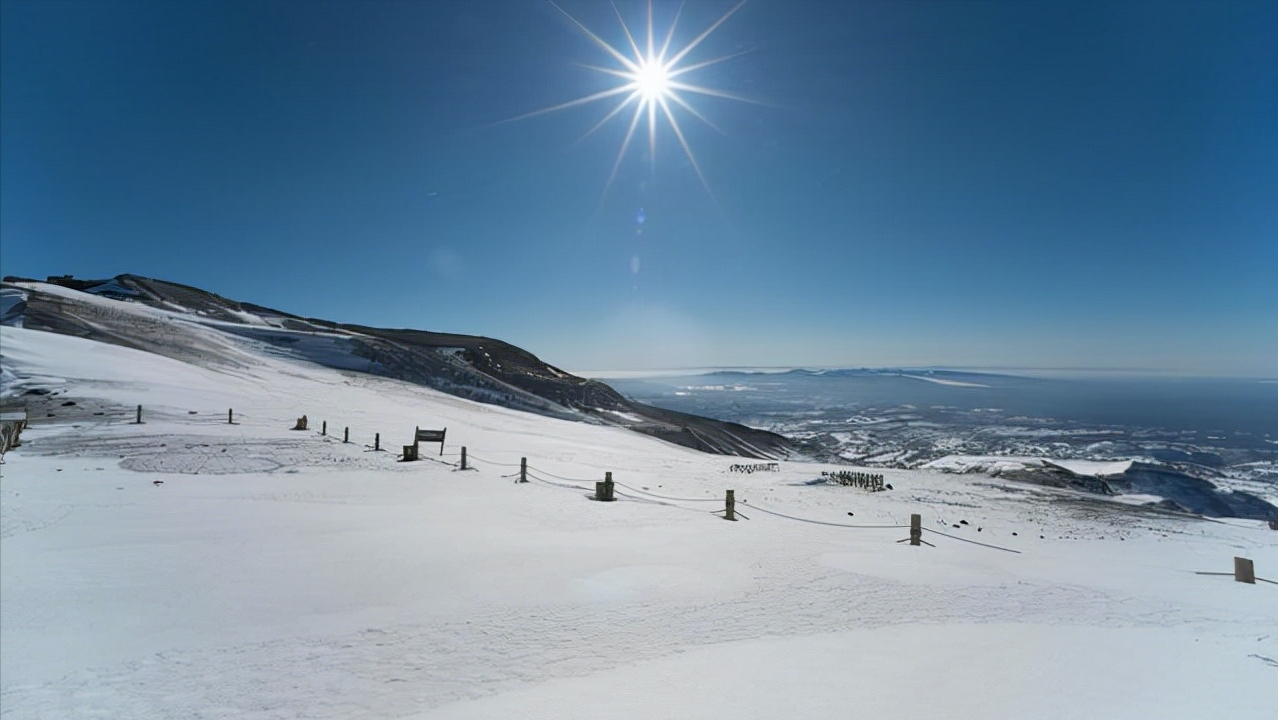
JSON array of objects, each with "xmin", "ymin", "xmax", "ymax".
[
  {"xmin": 606, "ymin": 369, "xmax": 1278, "ymax": 522},
  {"xmin": 0, "ymin": 274, "xmax": 789, "ymax": 459}
]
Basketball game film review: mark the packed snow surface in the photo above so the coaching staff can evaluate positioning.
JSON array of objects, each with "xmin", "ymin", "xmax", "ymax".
[{"xmin": 2, "ymin": 325, "xmax": 1276, "ymax": 719}]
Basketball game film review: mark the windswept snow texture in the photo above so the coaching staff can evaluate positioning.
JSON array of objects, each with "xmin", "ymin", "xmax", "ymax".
[
  {"xmin": 2, "ymin": 324, "xmax": 1276, "ymax": 719},
  {"xmin": 1, "ymin": 275, "xmax": 791, "ymax": 459}
]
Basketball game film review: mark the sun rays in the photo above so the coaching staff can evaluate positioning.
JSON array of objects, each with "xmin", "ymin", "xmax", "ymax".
[{"xmin": 508, "ymin": 0, "xmax": 754, "ymax": 196}]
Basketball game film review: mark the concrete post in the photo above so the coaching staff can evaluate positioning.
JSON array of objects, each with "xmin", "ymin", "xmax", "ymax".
[{"xmin": 1235, "ymin": 556, "xmax": 1256, "ymax": 584}]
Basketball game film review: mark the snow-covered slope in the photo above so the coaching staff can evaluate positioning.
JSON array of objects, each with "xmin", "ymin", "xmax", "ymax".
[
  {"xmin": 1, "ymin": 322, "xmax": 1275, "ymax": 719},
  {"xmin": 2, "ymin": 274, "xmax": 793, "ymax": 458}
]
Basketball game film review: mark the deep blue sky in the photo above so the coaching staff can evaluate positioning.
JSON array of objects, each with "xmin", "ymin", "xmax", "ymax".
[{"xmin": 2, "ymin": 0, "xmax": 1275, "ymax": 375}]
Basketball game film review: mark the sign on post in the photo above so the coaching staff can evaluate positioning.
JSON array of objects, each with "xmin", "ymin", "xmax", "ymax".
[{"xmin": 415, "ymin": 426, "xmax": 447, "ymax": 455}]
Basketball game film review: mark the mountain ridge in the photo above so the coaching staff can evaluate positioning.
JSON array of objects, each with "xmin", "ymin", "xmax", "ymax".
[{"xmin": 1, "ymin": 273, "xmax": 794, "ymax": 459}]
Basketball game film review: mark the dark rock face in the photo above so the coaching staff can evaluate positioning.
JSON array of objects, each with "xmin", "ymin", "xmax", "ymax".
[{"xmin": 3, "ymin": 274, "xmax": 793, "ymax": 459}]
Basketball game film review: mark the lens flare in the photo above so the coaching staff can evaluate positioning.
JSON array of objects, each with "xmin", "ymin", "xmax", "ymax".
[{"xmin": 508, "ymin": 0, "xmax": 756, "ymax": 196}]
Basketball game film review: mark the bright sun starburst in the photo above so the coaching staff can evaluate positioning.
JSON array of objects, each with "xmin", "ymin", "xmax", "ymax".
[{"xmin": 508, "ymin": 0, "xmax": 754, "ymax": 195}]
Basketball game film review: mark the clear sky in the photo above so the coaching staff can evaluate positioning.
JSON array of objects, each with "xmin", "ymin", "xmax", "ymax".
[{"xmin": 2, "ymin": 0, "xmax": 1275, "ymax": 375}]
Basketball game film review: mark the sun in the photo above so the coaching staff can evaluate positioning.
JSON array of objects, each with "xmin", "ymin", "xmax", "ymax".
[
  {"xmin": 633, "ymin": 56, "xmax": 671, "ymax": 102},
  {"xmin": 507, "ymin": 0, "xmax": 755, "ymax": 195}
]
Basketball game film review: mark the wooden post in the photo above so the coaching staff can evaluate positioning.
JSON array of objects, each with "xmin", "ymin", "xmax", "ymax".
[
  {"xmin": 520, "ymin": 457, "xmax": 528, "ymax": 483},
  {"xmin": 322, "ymin": 421, "xmax": 327, "ymax": 436},
  {"xmin": 343, "ymin": 427, "xmax": 349, "ymax": 444},
  {"xmin": 375, "ymin": 433, "xmax": 380, "ymax": 451},
  {"xmin": 136, "ymin": 404, "xmax": 143, "ymax": 424},
  {"xmin": 1235, "ymin": 556, "xmax": 1256, "ymax": 584},
  {"xmin": 461, "ymin": 446, "xmax": 468, "ymax": 470},
  {"xmin": 725, "ymin": 489, "xmax": 736, "ymax": 521},
  {"xmin": 910, "ymin": 513, "xmax": 922, "ymax": 546},
  {"xmin": 228, "ymin": 408, "xmax": 234, "ymax": 424}
]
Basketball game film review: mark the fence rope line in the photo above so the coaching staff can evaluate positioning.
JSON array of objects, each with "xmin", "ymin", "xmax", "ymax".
[
  {"xmin": 108, "ymin": 418, "xmax": 1035, "ymax": 557},
  {"xmin": 922, "ymin": 527, "xmax": 1022, "ymax": 554},
  {"xmin": 521, "ymin": 471, "xmax": 710, "ymax": 515},
  {"xmin": 524, "ymin": 470, "xmax": 592, "ymax": 491},
  {"xmin": 359, "ymin": 438, "xmax": 1022, "ymax": 552},
  {"xmin": 525, "ymin": 464, "xmax": 597, "ymax": 484},
  {"xmin": 465, "ymin": 452, "xmax": 522, "ymax": 468},
  {"xmin": 1195, "ymin": 571, "xmax": 1278, "ymax": 586},
  {"xmin": 739, "ymin": 501, "xmax": 909, "ymax": 530},
  {"xmin": 613, "ymin": 481, "xmax": 724, "ymax": 503},
  {"xmin": 611, "ymin": 489, "xmax": 714, "ymax": 515},
  {"xmin": 605, "ymin": 488, "xmax": 710, "ymax": 516}
]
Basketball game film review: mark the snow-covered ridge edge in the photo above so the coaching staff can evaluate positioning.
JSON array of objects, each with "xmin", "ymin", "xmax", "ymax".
[
  {"xmin": 924, "ymin": 454, "xmax": 1277, "ymax": 521},
  {"xmin": 1, "ymin": 274, "xmax": 794, "ymax": 460}
]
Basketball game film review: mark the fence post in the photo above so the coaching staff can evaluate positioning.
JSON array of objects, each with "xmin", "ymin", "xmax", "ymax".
[
  {"xmin": 594, "ymin": 472, "xmax": 616, "ymax": 501},
  {"xmin": 135, "ymin": 405, "xmax": 143, "ymax": 424},
  {"xmin": 461, "ymin": 446, "xmax": 468, "ymax": 470},
  {"xmin": 910, "ymin": 513, "xmax": 922, "ymax": 546},
  {"xmin": 375, "ymin": 433, "xmax": 380, "ymax": 451},
  {"xmin": 1235, "ymin": 557, "xmax": 1256, "ymax": 584},
  {"xmin": 520, "ymin": 457, "xmax": 528, "ymax": 483},
  {"xmin": 343, "ymin": 427, "xmax": 349, "ymax": 444},
  {"xmin": 228, "ymin": 408, "xmax": 234, "ymax": 424},
  {"xmin": 725, "ymin": 489, "xmax": 736, "ymax": 521},
  {"xmin": 322, "ymin": 421, "xmax": 327, "ymax": 436}
]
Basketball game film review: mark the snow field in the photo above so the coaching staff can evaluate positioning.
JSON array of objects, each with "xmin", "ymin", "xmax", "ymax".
[{"xmin": 2, "ymin": 325, "xmax": 1277, "ymax": 719}]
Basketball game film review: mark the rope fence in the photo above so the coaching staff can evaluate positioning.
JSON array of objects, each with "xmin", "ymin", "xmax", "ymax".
[
  {"xmin": 738, "ymin": 500, "xmax": 910, "ymax": 531},
  {"xmin": 524, "ymin": 470, "xmax": 592, "ymax": 492},
  {"xmin": 921, "ymin": 527, "xmax": 1022, "ymax": 554},
  {"xmin": 465, "ymin": 452, "xmax": 523, "ymax": 469},
  {"xmin": 21, "ymin": 403, "xmax": 1274, "ymax": 575}
]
